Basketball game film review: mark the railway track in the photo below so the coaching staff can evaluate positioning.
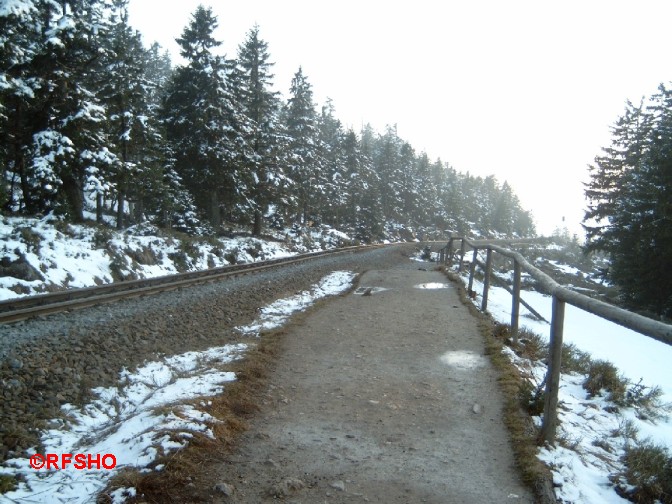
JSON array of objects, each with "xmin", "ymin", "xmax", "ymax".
[{"xmin": 0, "ymin": 244, "xmax": 382, "ymax": 324}]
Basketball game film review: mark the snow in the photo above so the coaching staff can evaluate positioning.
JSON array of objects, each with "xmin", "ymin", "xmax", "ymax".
[
  {"xmin": 1, "ymin": 343, "xmax": 246, "ymax": 503},
  {"xmin": 455, "ymin": 259, "xmax": 672, "ymax": 504},
  {"xmin": 0, "ymin": 270, "xmax": 357, "ymax": 503},
  {"xmin": 4, "ymin": 221, "xmax": 670, "ymax": 502},
  {"xmin": 0, "ymin": 214, "xmax": 351, "ymax": 300},
  {"xmin": 0, "ymin": 0, "xmax": 35, "ymax": 17},
  {"xmin": 236, "ymin": 270, "xmax": 356, "ymax": 336}
]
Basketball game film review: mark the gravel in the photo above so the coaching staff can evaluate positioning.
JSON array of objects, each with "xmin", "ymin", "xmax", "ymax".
[{"xmin": 0, "ymin": 244, "xmax": 416, "ymax": 464}]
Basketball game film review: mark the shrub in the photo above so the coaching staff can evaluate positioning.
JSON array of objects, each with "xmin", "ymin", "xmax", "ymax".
[
  {"xmin": 617, "ymin": 442, "xmax": 672, "ymax": 504},
  {"xmin": 583, "ymin": 360, "xmax": 628, "ymax": 404},
  {"xmin": 18, "ymin": 227, "xmax": 42, "ymax": 254},
  {"xmin": 519, "ymin": 379, "xmax": 545, "ymax": 416},
  {"xmin": 515, "ymin": 330, "xmax": 548, "ymax": 362},
  {"xmin": 561, "ymin": 343, "xmax": 592, "ymax": 375},
  {"xmin": 624, "ymin": 380, "xmax": 668, "ymax": 420},
  {"xmin": 0, "ymin": 474, "xmax": 17, "ymax": 494}
]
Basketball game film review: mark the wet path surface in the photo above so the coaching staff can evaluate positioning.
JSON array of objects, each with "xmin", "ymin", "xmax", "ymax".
[{"xmin": 208, "ymin": 260, "xmax": 534, "ymax": 503}]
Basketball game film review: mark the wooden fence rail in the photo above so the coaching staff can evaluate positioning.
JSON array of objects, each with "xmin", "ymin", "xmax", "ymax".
[{"xmin": 439, "ymin": 237, "xmax": 672, "ymax": 444}]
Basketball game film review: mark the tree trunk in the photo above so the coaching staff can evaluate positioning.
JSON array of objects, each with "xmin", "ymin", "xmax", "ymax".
[
  {"xmin": 210, "ymin": 189, "xmax": 221, "ymax": 227},
  {"xmin": 61, "ymin": 173, "xmax": 84, "ymax": 222},
  {"xmin": 116, "ymin": 190, "xmax": 124, "ymax": 229},
  {"xmin": 253, "ymin": 209, "xmax": 262, "ymax": 236},
  {"xmin": 96, "ymin": 193, "xmax": 103, "ymax": 223}
]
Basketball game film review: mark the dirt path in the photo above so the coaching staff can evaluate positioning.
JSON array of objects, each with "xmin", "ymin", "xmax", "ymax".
[{"xmin": 204, "ymin": 260, "xmax": 534, "ymax": 503}]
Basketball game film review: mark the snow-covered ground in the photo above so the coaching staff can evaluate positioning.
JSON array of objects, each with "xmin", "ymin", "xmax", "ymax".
[
  {"xmin": 0, "ymin": 271, "xmax": 357, "ymax": 503},
  {"xmin": 456, "ymin": 254, "xmax": 672, "ymax": 504},
  {"xmin": 3, "ymin": 222, "xmax": 670, "ymax": 503},
  {"xmin": 0, "ymin": 214, "xmax": 352, "ymax": 300}
]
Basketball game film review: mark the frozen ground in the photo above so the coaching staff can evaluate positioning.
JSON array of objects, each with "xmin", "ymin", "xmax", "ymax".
[{"xmin": 0, "ymin": 271, "xmax": 357, "ymax": 503}]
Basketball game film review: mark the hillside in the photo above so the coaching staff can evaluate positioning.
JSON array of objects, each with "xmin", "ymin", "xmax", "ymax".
[{"xmin": 0, "ymin": 213, "xmax": 355, "ymax": 301}]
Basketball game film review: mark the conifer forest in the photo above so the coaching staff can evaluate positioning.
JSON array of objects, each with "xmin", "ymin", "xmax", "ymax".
[{"xmin": 0, "ymin": 1, "xmax": 535, "ymax": 240}]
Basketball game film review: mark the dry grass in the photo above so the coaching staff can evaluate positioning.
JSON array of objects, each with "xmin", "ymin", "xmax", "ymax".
[
  {"xmin": 99, "ymin": 280, "xmax": 359, "ymax": 503},
  {"xmin": 443, "ymin": 270, "xmax": 557, "ymax": 503},
  {"xmin": 616, "ymin": 442, "xmax": 672, "ymax": 504},
  {"xmin": 99, "ymin": 331, "xmax": 285, "ymax": 503}
]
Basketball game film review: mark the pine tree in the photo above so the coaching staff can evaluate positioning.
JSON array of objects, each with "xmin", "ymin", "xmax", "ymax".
[
  {"xmin": 98, "ymin": 0, "xmax": 167, "ymax": 228},
  {"xmin": 374, "ymin": 125, "xmax": 405, "ymax": 222},
  {"xmin": 342, "ymin": 128, "xmax": 381, "ymax": 240},
  {"xmin": 143, "ymin": 42, "xmax": 172, "ymax": 111},
  {"xmin": 1, "ymin": 0, "xmax": 118, "ymax": 221},
  {"xmin": 162, "ymin": 6, "xmax": 252, "ymax": 227},
  {"xmin": 584, "ymin": 99, "xmax": 651, "ymax": 252},
  {"xmin": 283, "ymin": 67, "xmax": 322, "ymax": 225},
  {"xmin": 317, "ymin": 98, "xmax": 347, "ymax": 226},
  {"xmin": 0, "ymin": 0, "xmax": 41, "ymax": 210},
  {"xmin": 583, "ymin": 87, "xmax": 672, "ymax": 316},
  {"xmin": 236, "ymin": 25, "xmax": 287, "ymax": 234}
]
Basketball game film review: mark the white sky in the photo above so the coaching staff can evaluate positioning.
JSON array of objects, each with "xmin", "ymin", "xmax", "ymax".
[{"xmin": 128, "ymin": 0, "xmax": 672, "ymax": 236}]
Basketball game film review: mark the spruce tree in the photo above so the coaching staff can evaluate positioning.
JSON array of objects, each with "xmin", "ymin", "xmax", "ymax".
[
  {"xmin": 317, "ymin": 98, "xmax": 347, "ymax": 226},
  {"xmin": 584, "ymin": 87, "xmax": 672, "ymax": 316},
  {"xmin": 342, "ymin": 128, "xmax": 381, "ymax": 240},
  {"xmin": 283, "ymin": 67, "xmax": 322, "ymax": 225},
  {"xmin": 0, "ymin": 0, "xmax": 41, "ymax": 210},
  {"xmin": 1, "ymin": 0, "xmax": 117, "ymax": 219},
  {"xmin": 235, "ymin": 25, "xmax": 286, "ymax": 234},
  {"xmin": 162, "ymin": 6, "xmax": 252, "ymax": 227},
  {"xmin": 98, "ymin": 0, "xmax": 167, "ymax": 228}
]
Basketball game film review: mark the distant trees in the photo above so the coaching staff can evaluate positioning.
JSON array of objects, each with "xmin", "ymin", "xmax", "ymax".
[
  {"xmin": 0, "ymin": 2, "xmax": 535, "ymax": 241},
  {"xmin": 584, "ymin": 85, "xmax": 672, "ymax": 317}
]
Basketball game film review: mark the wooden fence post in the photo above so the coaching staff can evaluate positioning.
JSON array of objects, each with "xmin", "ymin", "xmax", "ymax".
[
  {"xmin": 540, "ymin": 296, "xmax": 565, "ymax": 444},
  {"xmin": 467, "ymin": 248, "xmax": 478, "ymax": 294},
  {"xmin": 448, "ymin": 237, "xmax": 455, "ymax": 264},
  {"xmin": 481, "ymin": 248, "xmax": 493, "ymax": 312},
  {"xmin": 459, "ymin": 239, "xmax": 467, "ymax": 273},
  {"xmin": 511, "ymin": 259, "xmax": 521, "ymax": 343}
]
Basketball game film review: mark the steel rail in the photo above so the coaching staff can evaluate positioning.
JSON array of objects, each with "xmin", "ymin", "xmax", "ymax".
[{"xmin": 0, "ymin": 244, "xmax": 380, "ymax": 324}]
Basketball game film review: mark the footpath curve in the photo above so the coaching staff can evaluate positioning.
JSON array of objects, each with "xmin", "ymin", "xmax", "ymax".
[{"xmin": 202, "ymin": 258, "xmax": 534, "ymax": 503}]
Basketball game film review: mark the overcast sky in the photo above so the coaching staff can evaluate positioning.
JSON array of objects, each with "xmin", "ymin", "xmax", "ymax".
[{"xmin": 128, "ymin": 0, "xmax": 672, "ymax": 236}]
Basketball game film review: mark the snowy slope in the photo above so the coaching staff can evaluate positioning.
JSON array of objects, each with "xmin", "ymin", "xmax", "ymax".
[
  {"xmin": 0, "ymin": 214, "xmax": 352, "ymax": 300},
  {"xmin": 454, "ymin": 246, "xmax": 672, "ymax": 504}
]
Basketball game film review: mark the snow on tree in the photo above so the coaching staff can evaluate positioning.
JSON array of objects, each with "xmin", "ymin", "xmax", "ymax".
[
  {"xmin": 162, "ymin": 5, "xmax": 253, "ymax": 227},
  {"xmin": 282, "ymin": 66, "xmax": 324, "ymax": 225},
  {"xmin": 235, "ymin": 25, "xmax": 288, "ymax": 234}
]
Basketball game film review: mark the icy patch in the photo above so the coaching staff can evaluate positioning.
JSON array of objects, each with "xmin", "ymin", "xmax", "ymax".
[
  {"xmin": 414, "ymin": 282, "xmax": 449, "ymax": 290},
  {"xmin": 237, "ymin": 271, "xmax": 357, "ymax": 336},
  {"xmin": 440, "ymin": 350, "xmax": 487, "ymax": 369}
]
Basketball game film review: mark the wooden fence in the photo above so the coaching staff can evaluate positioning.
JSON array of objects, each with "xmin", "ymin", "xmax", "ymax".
[{"xmin": 438, "ymin": 237, "xmax": 672, "ymax": 444}]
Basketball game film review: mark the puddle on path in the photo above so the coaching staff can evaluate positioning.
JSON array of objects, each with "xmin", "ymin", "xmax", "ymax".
[
  {"xmin": 440, "ymin": 350, "xmax": 488, "ymax": 369},
  {"xmin": 414, "ymin": 283, "xmax": 449, "ymax": 290}
]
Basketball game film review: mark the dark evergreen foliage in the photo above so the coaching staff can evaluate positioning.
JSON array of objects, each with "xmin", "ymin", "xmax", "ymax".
[
  {"xmin": 161, "ymin": 6, "xmax": 252, "ymax": 227},
  {"xmin": 584, "ymin": 85, "xmax": 672, "ymax": 317},
  {"xmin": 1, "ymin": 3, "xmax": 535, "ymax": 242},
  {"xmin": 235, "ymin": 25, "xmax": 287, "ymax": 235}
]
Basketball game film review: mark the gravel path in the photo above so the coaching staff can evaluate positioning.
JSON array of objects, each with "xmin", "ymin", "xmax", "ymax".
[
  {"xmin": 195, "ymin": 259, "xmax": 534, "ymax": 502},
  {"xmin": 0, "ymin": 245, "xmax": 410, "ymax": 464}
]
